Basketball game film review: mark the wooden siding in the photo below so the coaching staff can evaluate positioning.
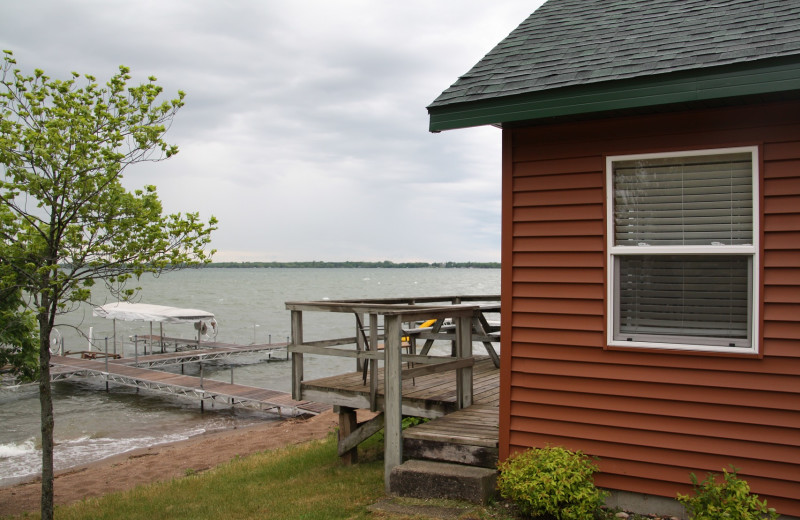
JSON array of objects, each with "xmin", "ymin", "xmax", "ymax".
[{"xmin": 501, "ymin": 99, "xmax": 800, "ymax": 516}]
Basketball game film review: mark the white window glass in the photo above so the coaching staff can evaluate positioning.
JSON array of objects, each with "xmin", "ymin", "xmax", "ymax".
[{"xmin": 607, "ymin": 148, "xmax": 758, "ymax": 353}]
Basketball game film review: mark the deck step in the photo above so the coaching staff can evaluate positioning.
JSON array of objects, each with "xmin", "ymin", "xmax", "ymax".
[
  {"xmin": 403, "ymin": 437, "xmax": 498, "ymax": 468},
  {"xmin": 389, "ymin": 460, "xmax": 497, "ymax": 504},
  {"xmin": 402, "ymin": 403, "xmax": 499, "ymax": 468}
]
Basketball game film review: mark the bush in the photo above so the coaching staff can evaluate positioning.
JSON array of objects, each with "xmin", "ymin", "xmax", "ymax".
[
  {"xmin": 497, "ymin": 445, "xmax": 608, "ymax": 520},
  {"xmin": 677, "ymin": 466, "xmax": 779, "ymax": 520}
]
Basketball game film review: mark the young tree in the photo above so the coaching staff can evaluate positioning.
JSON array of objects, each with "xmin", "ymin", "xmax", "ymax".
[{"xmin": 0, "ymin": 50, "xmax": 217, "ymax": 520}]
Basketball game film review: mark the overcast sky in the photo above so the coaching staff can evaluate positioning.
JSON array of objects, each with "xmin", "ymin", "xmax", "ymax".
[{"xmin": 1, "ymin": 1, "xmax": 544, "ymax": 263}]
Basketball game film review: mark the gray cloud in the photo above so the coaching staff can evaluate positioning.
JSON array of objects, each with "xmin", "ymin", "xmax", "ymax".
[{"xmin": 1, "ymin": 0, "xmax": 543, "ymax": 262}]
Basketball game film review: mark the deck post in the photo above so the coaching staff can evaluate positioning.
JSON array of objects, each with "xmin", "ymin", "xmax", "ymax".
[
  {"xmin": 383, "ymin": 314, "xmax": 403, "ymax": 492},
  {"xmin": 369, "ymin": 313, "xmax": 379, "ymax": 412},
  {"xmin": 355, "ymin": 313, "xmax": 365, "ymax": 372},
  {"xmin": 338, "ymin": 406, "xmax": 359, "ymax": 465},
  {"xmin": 455, "ymin": 314, "xmax": 473, "ymax": 409},
  {"xmin": 291, "ymin": 310, "xmax": 303, "ymax": 401}
]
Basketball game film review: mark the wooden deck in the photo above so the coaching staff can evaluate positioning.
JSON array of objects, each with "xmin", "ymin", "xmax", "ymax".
[
  {"xmin": 305, "ymin": 356, "xmax": 501, "ymax": 471},
  {"xmin": 303, "ymin": 356, "xmax": 500, "ymax": 471},
  {"xmin": 50, "ymin": 355, "xmax": 327, "ymax": 416},
  {"xmin": 301, "ymin": 356, "xmax": 498, "ymax": 418},
  {"xmin": 285, "ymin": 296, "xmax": 501, "ymax": 489}
]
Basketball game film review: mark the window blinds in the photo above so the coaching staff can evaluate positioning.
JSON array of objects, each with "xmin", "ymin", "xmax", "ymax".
[
  {"xmin": 613, "ymin": 152, "xmax": 753, "ymax": 246},
  {"xmin": 617, "ymin": 255, "xmax": 750, "ymax": 343},
  {"xmin": 611, "ymin": 151, "xmax": 754, "ymax": 347}
]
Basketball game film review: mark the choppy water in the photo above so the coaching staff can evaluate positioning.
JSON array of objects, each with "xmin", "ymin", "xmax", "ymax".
[{"xmin": 0, "ymin": 267, "xmax": 499, "ymax": 486}]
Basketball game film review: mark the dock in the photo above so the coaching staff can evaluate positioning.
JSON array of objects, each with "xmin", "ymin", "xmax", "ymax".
[
  {"xmin": 50, "ymin": 354, "xmax": 328, "ymax": 416},
  {"xmin": 108, "ymin": 341, "xmax": 287, "ymax": 369},
  {"xmin": 131, "ymin": 335, "xmax": 289, "ymax": 354}
]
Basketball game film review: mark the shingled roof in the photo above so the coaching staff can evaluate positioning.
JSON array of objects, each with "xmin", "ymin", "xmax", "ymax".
[{"xmin": 428, "ymin": 0, "xmax": 800, "ymax": 131}]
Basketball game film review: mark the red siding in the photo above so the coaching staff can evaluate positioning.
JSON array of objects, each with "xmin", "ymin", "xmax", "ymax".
[{"xmin": 501, "ymin": 99, "xmax": 800, "ymax": 516}]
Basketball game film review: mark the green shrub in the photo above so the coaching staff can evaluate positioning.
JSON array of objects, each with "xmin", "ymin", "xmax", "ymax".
[
  {"xmin": 677, "ymin": 466, "xmax": 779, "ymax": 520},
  {"xmin": 497, "ymin": 445, "xmax": 608, "ymax": 520}
]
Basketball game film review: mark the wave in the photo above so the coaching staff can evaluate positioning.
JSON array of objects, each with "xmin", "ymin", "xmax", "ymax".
[
  {"xmin": 0, "ymin": 428, "xmax": 208, "ymax": 487},
  {"xmin": 0, "ymin": 439, "xmax": 36, "ymax": 458}
]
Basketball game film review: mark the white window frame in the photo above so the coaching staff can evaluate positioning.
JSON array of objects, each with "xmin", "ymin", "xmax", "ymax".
[{"xmin": 606, "ymin": 146, "xmax": 760, "ymax": 354}]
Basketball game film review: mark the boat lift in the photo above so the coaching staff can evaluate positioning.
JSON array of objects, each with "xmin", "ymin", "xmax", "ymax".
[{"xmin": 92, "ymin": 302, "xmax": 217, "ymax": 355}]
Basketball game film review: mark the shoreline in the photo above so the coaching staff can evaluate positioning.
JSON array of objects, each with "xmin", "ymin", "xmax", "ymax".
[{"xmin": 0, "ymin": 410, "xmax": 340, "ymax": 517}]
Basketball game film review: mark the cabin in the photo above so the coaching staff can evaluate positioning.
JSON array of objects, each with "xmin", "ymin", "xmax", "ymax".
[{"xmin": 428, "ymin": 0, "xmax": 800, "ymax": 517}]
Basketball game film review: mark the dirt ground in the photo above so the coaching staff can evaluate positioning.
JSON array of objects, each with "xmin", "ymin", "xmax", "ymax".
[{"xmin": 0, "ymin": 410, "xmax": 343, "ymax": 517}]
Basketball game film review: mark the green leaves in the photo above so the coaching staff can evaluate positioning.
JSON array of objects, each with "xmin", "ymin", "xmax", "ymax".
[
  {"xmin": 0, "ymin": 302, "xmax": 38, "ymax": 381},
  {"xmin": 677, "ymin": 466, "xmax": 779, "ymax": 520},
  {"xmin": 497, "ymin": 445, "xmax": 608, "ymax": 520},
  {"xmin": 0, "ymin": 205, "xmax": 39, "ymax": 382},
  {"xmin": 0, "ymin": 49, "xmax": 216, "ymax": 368}
]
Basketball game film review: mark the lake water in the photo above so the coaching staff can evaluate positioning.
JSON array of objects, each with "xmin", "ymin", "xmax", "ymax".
[{"xmin": 0, "ymin": 267, "xmax": 499, "ymax": 486}]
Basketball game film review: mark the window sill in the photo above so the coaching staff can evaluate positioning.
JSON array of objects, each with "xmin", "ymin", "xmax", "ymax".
[{"xmin": 606, "ymin": 339, "xmax": 759, "ymax": 357}]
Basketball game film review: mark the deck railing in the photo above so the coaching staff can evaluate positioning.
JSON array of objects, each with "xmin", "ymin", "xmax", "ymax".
[{"xmin": 285, "ymin": 295, "xmax": 500, "ymax": 487}]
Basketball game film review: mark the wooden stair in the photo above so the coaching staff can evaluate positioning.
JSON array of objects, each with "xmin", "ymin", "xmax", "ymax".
[
  {"xmin": 403, "ymin": 403, "xmax": 499, "ymax": 468},
  {"xmin": 389, "ymin": 403, "xmax": 499, "ymax": 503}
]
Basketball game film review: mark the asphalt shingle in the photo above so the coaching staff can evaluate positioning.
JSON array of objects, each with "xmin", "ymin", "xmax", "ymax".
[{"xmin": 429, "ymin": 0, "xmax": 800, "ymax": 108}]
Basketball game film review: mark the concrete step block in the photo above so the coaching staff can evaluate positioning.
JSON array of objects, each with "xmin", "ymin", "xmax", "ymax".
[{"xmin": 389, "ymin": 460, "xmax": 497, "ymax": 504}]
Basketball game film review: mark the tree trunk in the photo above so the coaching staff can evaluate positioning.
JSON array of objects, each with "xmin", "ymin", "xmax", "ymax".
[{"xmin": 38, "ymin": 314, "xmax": 54, "ymax": 520}]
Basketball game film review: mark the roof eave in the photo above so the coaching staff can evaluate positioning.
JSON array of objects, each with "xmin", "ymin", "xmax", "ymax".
[{"xmin": 428, "ymin": 56, "xmax": 800, "ymax": 132}]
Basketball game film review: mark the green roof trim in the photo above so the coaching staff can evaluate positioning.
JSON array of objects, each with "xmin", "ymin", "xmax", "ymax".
[{"xmin": 428, "ymin": 56, "xmax": 800, "ymax": 132}]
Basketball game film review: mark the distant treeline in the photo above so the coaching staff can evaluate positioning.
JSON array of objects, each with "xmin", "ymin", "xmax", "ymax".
[{"xmin": 204, "ymin": 261, "xmax": 500, "ymax": 269}]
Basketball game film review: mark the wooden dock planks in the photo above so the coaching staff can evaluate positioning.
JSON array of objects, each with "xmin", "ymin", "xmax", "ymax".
[
  {"xmin": 50, "ymin": 355, "xmax": 328, "ymax": 416},
  {"xmin": 109, "ymin": 341, "xmax": 288, "ymax": 368}
]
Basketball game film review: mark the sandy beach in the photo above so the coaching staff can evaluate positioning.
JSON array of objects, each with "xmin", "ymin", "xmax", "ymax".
[{"xmin": 0, "ymin": 410, "xmax": 342, "ymax": 517}]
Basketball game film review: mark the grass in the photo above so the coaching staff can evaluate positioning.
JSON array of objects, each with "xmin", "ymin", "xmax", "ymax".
[
  {"xmin": 8, "ymin": 432, "xmax": 385, "ymax": 520},
  {"xmin": 3, "ymin": 433, "xmax": 674, "ymax": 520}
]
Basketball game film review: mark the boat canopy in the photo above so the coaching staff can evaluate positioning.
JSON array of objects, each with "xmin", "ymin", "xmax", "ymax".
[{"xmin": 93, "ymin": 302, "xmax": 214, "ymax": 324}]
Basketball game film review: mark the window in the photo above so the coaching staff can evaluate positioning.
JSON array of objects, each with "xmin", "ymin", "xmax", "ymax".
[{"xmin": 607, "ymin": 147, "xmax": 758, "ymax": 353}]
